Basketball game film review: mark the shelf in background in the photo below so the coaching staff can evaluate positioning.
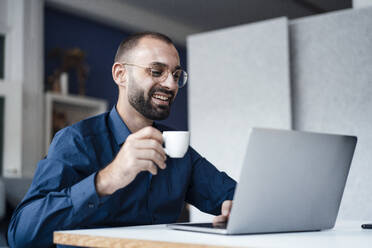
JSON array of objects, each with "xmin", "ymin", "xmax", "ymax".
[{"xmin": 45, "ymin": 92, "xmax": 108, "ymax": 153}]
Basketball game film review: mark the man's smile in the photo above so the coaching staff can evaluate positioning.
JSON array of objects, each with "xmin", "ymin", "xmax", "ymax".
[{"xmin": 151, "ymin": 92, "xmax": 173, "ymax": 105}]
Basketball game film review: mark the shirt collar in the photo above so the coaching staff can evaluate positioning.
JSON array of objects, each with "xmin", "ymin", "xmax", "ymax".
[
  {"xmin": 108, "ymin": 106, "xmax": 132, "ymax": 146},
  {"xmin": 108, "ymin": 106, "xmax": 165, "ymax": 146}
]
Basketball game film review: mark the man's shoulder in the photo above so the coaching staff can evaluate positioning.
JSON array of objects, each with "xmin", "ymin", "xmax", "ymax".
[{"xmin": 58, "ymin": 112, "xmax": 110, "ymax": 139}]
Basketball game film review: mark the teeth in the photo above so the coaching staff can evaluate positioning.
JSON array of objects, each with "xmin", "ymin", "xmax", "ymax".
[{"xmin": 153, "ymin": 94, "xmax": 169, "ymax": 101}]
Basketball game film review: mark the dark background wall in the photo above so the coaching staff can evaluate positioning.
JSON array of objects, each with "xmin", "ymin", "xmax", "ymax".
[{"xmin": 44, "ymin": 6, "xmax": 188, "ymax": 131}]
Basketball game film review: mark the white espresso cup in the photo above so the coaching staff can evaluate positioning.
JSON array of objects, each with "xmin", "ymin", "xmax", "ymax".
[{"xmin": 162, "ymin": 131, "xmax": 190, "ymax": 158}]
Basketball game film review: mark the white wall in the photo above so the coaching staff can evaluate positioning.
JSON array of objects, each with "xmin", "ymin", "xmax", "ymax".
[
  {"xmin": 21, "ymin": 0, "xmax": 44, "ymax": 177},
  {"xmin": 1, "ymin": 0, "xmax": 44, "ymax": 177}
]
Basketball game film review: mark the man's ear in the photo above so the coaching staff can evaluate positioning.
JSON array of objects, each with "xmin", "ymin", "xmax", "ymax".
[{"xmin": 112, "ymin": 63, "xmax": 127, "ymax": 87}]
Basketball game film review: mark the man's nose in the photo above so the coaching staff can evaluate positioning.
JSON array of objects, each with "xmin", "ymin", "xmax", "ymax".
[{"xmin": 160, "ymin": 71, "xmax": 178, "ymax": 90}]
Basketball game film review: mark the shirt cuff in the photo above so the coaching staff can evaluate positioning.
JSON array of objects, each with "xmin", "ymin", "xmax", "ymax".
[{"xmin": 70, "ymin": 172, "xmax": 108, "ymax": 218}]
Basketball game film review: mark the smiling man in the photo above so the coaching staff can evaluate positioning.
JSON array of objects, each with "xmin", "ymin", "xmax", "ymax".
[{"xmin": 7, "ymin": 32, "xmax": 236, "ymax": 247}]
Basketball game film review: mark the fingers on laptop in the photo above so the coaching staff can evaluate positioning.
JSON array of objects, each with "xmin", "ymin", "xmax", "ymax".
[
  {"xmin": 213, "ymin": 215, "xmax": 227, "ymax": 224},
  {"xmin": 213, "ymin": 200, "xmax": 233, "ymax": 224},
  {"xmin": 221, "ymin": 200, "xmax": 232, "ymax": 216}
]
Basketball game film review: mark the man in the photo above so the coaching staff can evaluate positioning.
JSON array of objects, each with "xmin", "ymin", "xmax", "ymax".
[{"xmin": 8, "ymin": 32, "xmax": 236, "ymax": 247}]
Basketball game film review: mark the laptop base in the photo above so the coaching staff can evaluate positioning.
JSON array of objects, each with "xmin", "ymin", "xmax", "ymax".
[{"xmin": 167, "ymin": 222, "xmax": 229, "ymax": 235}]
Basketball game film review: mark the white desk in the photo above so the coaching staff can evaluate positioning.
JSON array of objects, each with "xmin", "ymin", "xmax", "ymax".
[{"xmin": 54, "ymin": 221, "xmax": 372, "ymax": 248}]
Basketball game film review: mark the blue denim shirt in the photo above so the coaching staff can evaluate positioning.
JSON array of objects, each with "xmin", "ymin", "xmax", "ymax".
[{"xmin": 8, "ymin": 107, "xmax": 236, "ymax": 247}]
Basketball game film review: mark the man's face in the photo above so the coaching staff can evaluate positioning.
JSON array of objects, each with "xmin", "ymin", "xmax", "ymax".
[{"xmin": 125, "ymin": 38, "xmax": 180, "ymax": 120}]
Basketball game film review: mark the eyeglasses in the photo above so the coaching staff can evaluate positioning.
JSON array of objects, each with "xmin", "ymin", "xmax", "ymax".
[{"xmin": 121, "ymin": 62, "xmax": 188, "ymax": 88}]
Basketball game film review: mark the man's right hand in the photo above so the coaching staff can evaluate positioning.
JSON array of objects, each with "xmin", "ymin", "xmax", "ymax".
[{"xmin": 95, "ymin": 126, "xmax": 167, "ymax": 196}]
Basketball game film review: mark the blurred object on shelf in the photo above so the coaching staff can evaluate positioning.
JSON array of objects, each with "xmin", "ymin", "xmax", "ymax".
[{"xmin": 46, "ymin": 47, "xmax": 89, "ymax": 95}]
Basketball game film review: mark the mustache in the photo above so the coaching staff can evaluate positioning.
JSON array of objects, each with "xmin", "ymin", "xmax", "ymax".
[{"xmin": 149, "ymin": 87, "xmax": 175, "ymax": 100}]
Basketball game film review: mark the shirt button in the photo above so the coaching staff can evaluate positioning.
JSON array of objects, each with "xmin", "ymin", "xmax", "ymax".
[{"xmin": 88, "ymin": 203, "xmax": 95, "ymax": 208}]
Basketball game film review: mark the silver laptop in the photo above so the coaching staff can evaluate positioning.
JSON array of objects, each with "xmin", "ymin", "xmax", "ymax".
[{"xmin": 167, "ymin": 128, "xmax": 357, "ymax": 234}]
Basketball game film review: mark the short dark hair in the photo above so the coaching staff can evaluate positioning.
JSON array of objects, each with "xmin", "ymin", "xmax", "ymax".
[{"xmin": 114, "ymin": 32, "xmax": 174, "ymax": 62}]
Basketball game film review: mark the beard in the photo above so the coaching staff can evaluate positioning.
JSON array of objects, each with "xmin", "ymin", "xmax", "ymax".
[{"xmin": 127, "ymin": 79, "xmax": 175, "ymax": 120}]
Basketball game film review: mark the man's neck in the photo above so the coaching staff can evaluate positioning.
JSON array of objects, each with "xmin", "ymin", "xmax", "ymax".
[{"xmin": 116, "ymin": 103, "xmax": 153, "ymax": 133}]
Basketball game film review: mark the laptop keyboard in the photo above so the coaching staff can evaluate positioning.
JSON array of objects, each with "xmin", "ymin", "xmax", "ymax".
[{"xmin": 182, "ymin": 222, "xmax": 227, "ymax": 229}]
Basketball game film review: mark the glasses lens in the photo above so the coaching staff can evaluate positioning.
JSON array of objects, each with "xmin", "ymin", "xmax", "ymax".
[
  {"xmin": 173, "ymin": 70, "xmax": 187, "ymax": 88},
  {"xmin": 149, "ymin": 67, "xmax": 166, "ymax": 81},
  {"xmin": 149, "ymin": 64, "xmax": 187, "ymax": 88},
  {"xmin": 178, "ymin": 70, "xmax": 188, "ymax": 88}
]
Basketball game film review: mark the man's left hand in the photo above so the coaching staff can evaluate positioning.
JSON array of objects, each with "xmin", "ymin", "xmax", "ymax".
[{"xmin": 213, "ymin": 200, "xmax": 233, "ymax": 224}]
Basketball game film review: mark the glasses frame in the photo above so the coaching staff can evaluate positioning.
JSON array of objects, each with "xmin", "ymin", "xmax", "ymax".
[{"xmin": 121, "ymin": 62, "xmax": 188, "ymax": 88}]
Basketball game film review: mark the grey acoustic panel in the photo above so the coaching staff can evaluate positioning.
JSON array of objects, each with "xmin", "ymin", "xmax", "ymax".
[
  {"xmin": 188, "ymin": 17, "xmax": 291, "ymax": 181},
  {"xmin": 0, "ymin": 1, "xmax": 6, "ymax": 28},
  {"xmin": 0, "ymin": 35, "xmax": 4, "ymax": 79},
  {"xmin": 353, "ymin": 0, "xmax": 372, "ymax": 8},
  {"xmin": 0, "ymin": 97, "xmax": 3, "ymax": 175},
  {"xmin": 290, "ymin": 7, "xmax": 372, "ymax": 220}
]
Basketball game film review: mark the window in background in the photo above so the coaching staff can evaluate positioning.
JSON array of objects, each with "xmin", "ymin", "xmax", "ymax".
[{"xmin": 0, "ymin": 35, "xmax": 4, "ymax": 79}]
